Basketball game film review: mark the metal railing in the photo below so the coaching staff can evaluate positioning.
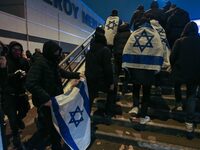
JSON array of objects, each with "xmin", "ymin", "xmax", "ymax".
[{"xmin": 59, "ymin": 31, "xmax": 95, "ymax": 86}]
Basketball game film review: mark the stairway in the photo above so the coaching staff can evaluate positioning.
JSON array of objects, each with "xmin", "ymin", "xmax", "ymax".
[{"xmin": 90, "ymin": 71, "xmax": 200, "ymax": 150}]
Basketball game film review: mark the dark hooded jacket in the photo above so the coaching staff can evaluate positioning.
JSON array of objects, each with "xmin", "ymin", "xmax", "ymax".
[
  {"xmin": 113, "ymin": 23, "xmax": 131, "ymax": 55},
  {"xmin": 4, "ymin": 41, "xmax": 29, "ymax": 94},
  {"xmin": 165, "ymin": 4, "xmax": 177, "ymax": 21},
  {"xmin": 25, "ymin": 40, "xmax": 80, "ymax": 107},
  {"xmin": 130, "ymin": 5, "xmax": 145, "ymax": 30},
  {"xmin": 170, "ymin": 22, "xmax": 200, "ymax": 83},
  {"xmin": 85, "ymin": 28, "xmax": 113, "ymax": 90},
  {"xmin": 145, "ymin": 1, "xmax": 166, "ymax": 28},
  {"xmin": 162, "ymin": 1, "xmax": 171, "ymax": 13},
  {"xmin": 166, "ymin": 8, "xmax": 190, "ymax": 48}
]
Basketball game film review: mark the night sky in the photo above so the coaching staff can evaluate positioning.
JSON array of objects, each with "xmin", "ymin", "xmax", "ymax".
[{"xmin": 82, "ymin": 0, "xmax": 199, "ymax": 22}]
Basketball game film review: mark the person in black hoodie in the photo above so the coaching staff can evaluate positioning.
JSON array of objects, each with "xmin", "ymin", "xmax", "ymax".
[
  {"xmin": 113, "ymin": 23, "xmax": 131, "ymax": 95},
  {"xmin": 166, "ymin": 7, "xmax": 190, "ymax": 48},
  {"xmin": 162, "ymin": 1, "xmax": 171, "ymax": 13},
  {"xmin": 145, "ymin": 0, "xmax": 166, "ymax": 28},
  {"xmin": 170, "ymin": 21, "xmax": 200, "ymax": 139},
  {"xmin": 3, "ymin": 41, "xmax": 30, "ymax": 149},
  {"xmin": 85, "ymin": 27, "xmax": 115, "ymax": 116},
  {"xmin": 130, "ymin": 5, "xmax": 145, "ymax": 30},
  {"xmin": 113, "ymin": 23, "xmax": 131, "ymax": 77},
  {"xmin": 25, "ymin": 40, "xmax": 81, "ymax": 150}
]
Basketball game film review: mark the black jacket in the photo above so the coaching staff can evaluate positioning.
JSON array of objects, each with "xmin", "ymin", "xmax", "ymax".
[
  {"xmin": 170, "ymin": 22, "xmax": 200, "ymax": 84},
  {"xmin": 145, "ymin": 8, "xmax": 166, "ymax": 28},
  {"xmin": 130, "ymin": 9, "xmax": 144, "ymax": 30},
  {"xmin": 85, "ymin": 36, "xmax": 113, "ymax": 89},
  {"xmin": 166, "ymin": 8, "xmax": 190, "ymax": 48},
  {"xmin": 25, "ymin": 41, "xmax": 80, "ymax": 107},
  {"xmin": 113, "ymin": 24, "xmax": 131, "ymax": 55},
  {"xmin": 0, "ymin": 68, "xmax": 7, "ymax": 107},
  {"xmin": 4, "ymin": 42, "xmax": 29, "ymax": 94}
]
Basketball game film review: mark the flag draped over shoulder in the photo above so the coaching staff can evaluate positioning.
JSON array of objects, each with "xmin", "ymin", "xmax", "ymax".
[
  {"xmin": 105, "ymin": 16, "xmax": 120, "ymax": 45},
  {"xmin": 122, "ymin": 24, "xmax": 164, "ymax": 71},
  {"xmin": 51, "ymin": 79, "xmax": 90, "ymax": 150},
  {"xmin": 150, "ymin": 19, "xmax": 171, "ymax": 70}
]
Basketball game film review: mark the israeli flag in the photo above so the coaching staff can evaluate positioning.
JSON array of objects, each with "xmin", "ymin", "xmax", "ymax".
[{"xmin": 51, "ymin": 80, "xmax": 91, "ymax": 150}]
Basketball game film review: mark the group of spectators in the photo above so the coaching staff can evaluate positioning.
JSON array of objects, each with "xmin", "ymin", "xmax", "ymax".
[
  {"xmin": 0, "ymin": 0, "xmax": 200, "ymax": 149},
  {"xmin": 85, "ymin": 0, "xmax": 200, "ymax": 141},
  {"xmin": 0, "ymin": 40, "xmax": 82, "ymax": 149}
]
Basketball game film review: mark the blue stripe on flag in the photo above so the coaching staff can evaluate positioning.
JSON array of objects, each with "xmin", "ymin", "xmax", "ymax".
[
  {"xmin": 77, "ymin": 81, "xmax": 90, "ymax": 116},
  {"xmin": 51, "ymin": 97, "xmax": 79, "ymax": 150},
  {"xmin": 122, "ymin": 54, "xmax": 163, "ymax": 66}
]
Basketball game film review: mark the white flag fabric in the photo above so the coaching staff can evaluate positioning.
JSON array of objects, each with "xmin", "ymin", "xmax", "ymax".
[
  {"xmin": 122, "ymin": 23, "xmax": 164, "ymax": 71},
  {"xmin": 105, "ymin": 16, "xmax": 120, "ymax": 45},
  {"xmin": 51, "ymin": 80, "xmax": 91, "ymax": 150}
]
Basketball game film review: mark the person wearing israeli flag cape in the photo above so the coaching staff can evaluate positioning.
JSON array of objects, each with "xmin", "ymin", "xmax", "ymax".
[
  {"xmin": 122, "ymin": 17, "xmax": 164, "ymax": 124},
  {"xmin": 104, "ymin": 9, "xmax": 122, "ymax": 48},
  {"xmin": 150, "ymin": 19, "xmax": 171, "ymax": 71},
  {"xmin": 25, "ymin": 40, "xmax": 83, "ymax": 150},
  {"xmin": 150, "ymin": 17, "xmax": 171, "ymax": 95},
  {"xmin": 51, "ymin": 79, "xmax": 90, "ymax": 150}
]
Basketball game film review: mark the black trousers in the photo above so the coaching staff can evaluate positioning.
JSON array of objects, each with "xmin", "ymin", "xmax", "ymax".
[
  {"xmin": 132, "ymin": 83, "xmax": 151, "ymax": 118},
  {"xmin": 27, "ymin": 106, "xmax": 63, "ymax": 150},
  {"xmin": 87, "ymin": 81, "xmax": 116, "ymax": 114},
  {"xmin": 3, "ymin": 93, "xmax": 29, "ymax": 136},
  {"xmin": 184, "ymin": 84, "xmax": 198, "ymax": 123},
  {"xmin": 113, "ymin": 54, "xmax": 122, "ymax": 77},
  {"xmin": 174, "ymin": 82, "xmax": 198, "ymax": 123}
]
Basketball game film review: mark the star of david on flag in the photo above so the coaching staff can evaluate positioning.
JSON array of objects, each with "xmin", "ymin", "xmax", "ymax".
[
  {"xmin": 69, "ymin": 106, "xmax": 84, "ymax": 127},
  {"xmin": 51, "ymin": 79, "xmax": 90, "ymax": 150},
  {"xmin": 133, "ymin": 30, "xmax": 154, "ymax": 52},
  {"xmin": 158, "ymin": 28, "xmax": 165, "ymax": 35},
  {"xmin": 106, "ymin": 20, "xmax": 117, "ymax": 30}
]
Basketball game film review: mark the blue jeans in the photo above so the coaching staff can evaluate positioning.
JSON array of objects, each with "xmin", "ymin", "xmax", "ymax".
[{"xmin": 185, "ymin": 84, "xmax": 198, "ymax": 123}]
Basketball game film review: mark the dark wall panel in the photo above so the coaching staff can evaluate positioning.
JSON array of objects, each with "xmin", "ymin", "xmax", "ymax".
[{"xmin": 0, "ymin": 0, "xmax": 25, "ymax": 18}]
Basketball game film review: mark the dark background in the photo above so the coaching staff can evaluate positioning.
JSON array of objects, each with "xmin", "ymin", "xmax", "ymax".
[{"xmin": 82, "ymin": 0, "xmax": 199, "ymax": 22}]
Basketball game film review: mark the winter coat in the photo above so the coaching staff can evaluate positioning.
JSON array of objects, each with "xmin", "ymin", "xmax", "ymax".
[
  {"xmin": 113, "ymin": 24, "xmax": 131, "ymax": 55},
  {"xmin": 4, "ymin": 42, "xmax": 29, "ymax": 94},
  {"xmin": 166, "ymin": 8, "xmax": 190, "ymax": 48},
  {"xmin": 145, "ymin": 8, "xmax": 166, "ymax": 28},
  {"xmin": 25, "ymin": 41, "xmax": 80, "ymax": 107},
  {"xmin": 130, "ymin": 9, "xmax": 144, "ymax": 30},
  {"xmin": 0, "ymin": 68, "xmax": 7, "ymax": 108},
  {"xmin": 170, "ymin": 22, "xmax": 200, "ymax": 84},
  {"xmin": 85, "ymin": 35, "xmax": 113, "ymax": 90}
]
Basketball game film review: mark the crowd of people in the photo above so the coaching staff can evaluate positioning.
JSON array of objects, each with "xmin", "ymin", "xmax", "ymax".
[
  {"xmin": 0, "ymin": 40, "xmax": 82, "ymax": 149},
  {"xmin": 0, "ymin": 0, "xmax": 200, "ymax": 149},
  {"xmin": 86, "ymin": 0, "xmax": 200, "ymax": 141}
]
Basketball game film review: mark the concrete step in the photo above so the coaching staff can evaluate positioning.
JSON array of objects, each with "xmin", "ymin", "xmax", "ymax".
[
  {"xmin": 93, "ymin": 96, "xmax": 200, "ymax": 123},
  {"xmin": 93, "ymin": 123, "xmax": 200, "ymax": 150},
  {"xmin": 89, "ymin": 139, "xmax": 145, "ymax": 150},
  {"xmin": 91, "ymin": 113, "xmax": 200, "ymax": 138}
]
